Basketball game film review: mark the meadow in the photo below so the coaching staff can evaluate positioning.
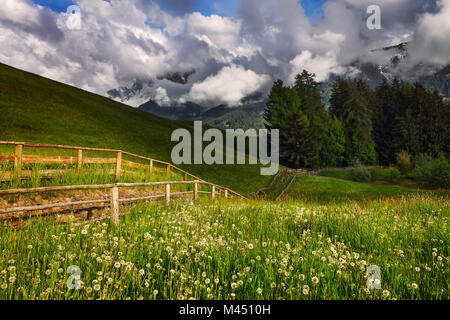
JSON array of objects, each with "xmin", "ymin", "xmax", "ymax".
[{"xmin": 0, "ymin": 177, "xmax": 448, "ymax": 300}]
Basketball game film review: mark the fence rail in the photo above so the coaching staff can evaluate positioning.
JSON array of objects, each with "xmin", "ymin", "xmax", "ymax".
[
  {"xmin": 0, "ymin": 141, "xmax": 246, "ymax": 225},
  {"xmin": 0, "ymin": 141, "xmax": 202, "ymax": 182}
]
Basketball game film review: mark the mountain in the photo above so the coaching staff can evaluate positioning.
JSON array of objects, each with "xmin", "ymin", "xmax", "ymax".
[
  {"xmin": 138, "ymin": 100, "xmax": 267, "ymax": 130},
  {"xmin": 138, "ymin": 100, "xmax": 205, "ymax": 120},
  {"xmin": 0, "ymin": 62, "xmax": 274, "ymax": 194}
]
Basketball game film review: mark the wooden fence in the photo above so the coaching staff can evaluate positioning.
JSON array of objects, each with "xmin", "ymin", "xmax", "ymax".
[
  {"xmin": 0, "ymin": 141, "xmax": 204, "ymax": 183},
  {"xmin": 0, "ymin": 141, "xmax": 246, "ymax": 225},
  {"xmin": 0, "ymin": 180, "xmax": 243, "ymax": 225}
]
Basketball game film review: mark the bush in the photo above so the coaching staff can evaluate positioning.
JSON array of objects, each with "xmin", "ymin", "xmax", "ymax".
[
  {"xmin": 387, "ymin": 167, "xmax": 401, "ymax": 182},
  {"xmin": 412, "ymin": 154, "xmax": 450, "ymax": 189},
  {"xmin": 348, "ymin": 159, "xmax": 372, "ymax": 182},
  {"xmin": 396, "ymin": 151, "xmax": 412, "ymax": 175}
]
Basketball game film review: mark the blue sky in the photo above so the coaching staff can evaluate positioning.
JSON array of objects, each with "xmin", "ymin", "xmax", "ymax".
[{"xmin": 32, "ymin": 0, "xmax": 326, "ymax": 19}]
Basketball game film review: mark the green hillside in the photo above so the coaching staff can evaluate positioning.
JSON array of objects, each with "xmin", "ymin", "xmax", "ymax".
[{"xmin": 0, "ymin": 63, "xmax": 272, "ymax": 194}]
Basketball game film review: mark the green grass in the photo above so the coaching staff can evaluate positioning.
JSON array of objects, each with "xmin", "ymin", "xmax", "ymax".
[
  {"xmin": 0, "ymin": 195, "xmax": 448, "ymax": 300},
  {"xmin": 0, "ymin": 63, "xmax": 272, "ymax": 195},
  {"xmin": 286, "ymin": 175, "xmax": 448, "ymax": 206}
]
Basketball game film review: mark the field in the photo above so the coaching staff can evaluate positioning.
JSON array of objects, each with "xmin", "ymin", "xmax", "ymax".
[{"xmin": 1, "ymin": 176, "xmax": 448, "ymax": 300}]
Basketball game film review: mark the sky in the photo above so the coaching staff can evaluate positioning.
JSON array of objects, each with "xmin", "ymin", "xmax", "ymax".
[
  {"xmin": 1, "ymin": 0, "xmax": 449, "ymax": 108},
  {"xmin": 32, "ymin": 0, "xmax": 326, "ymax": 18}
]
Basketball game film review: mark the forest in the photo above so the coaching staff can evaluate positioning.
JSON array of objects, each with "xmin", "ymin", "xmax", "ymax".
[{"xmin": 264, "ymin": 70, "xmax": 450, "ymax": 187}]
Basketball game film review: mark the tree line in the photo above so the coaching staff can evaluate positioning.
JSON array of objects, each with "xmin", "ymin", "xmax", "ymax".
[{"xmin": 264, "ymin": 70, "xmax": 449, "ymax": 169}]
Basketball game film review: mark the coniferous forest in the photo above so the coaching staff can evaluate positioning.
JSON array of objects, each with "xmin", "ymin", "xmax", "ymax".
[{"xmin": 265, "ymin": 71, "xmax": 450, "ymax": 183}]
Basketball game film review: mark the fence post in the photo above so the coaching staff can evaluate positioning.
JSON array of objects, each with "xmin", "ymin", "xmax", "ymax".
[
  {"xmin": 14, "ymin": 144, "xmax": 23, "ymax": 185},
  {"xmin": 211, "ymin": 185, "xmax": 216, "ymax": 200},
  {"xmin": 167, "ymin": 164, "xmax": 171, "ymax": 173},
  {"xmin": 111, "ymin": 186, "xmax": 119, "ymax": 226},
  {"xmin": 165, "ymin": 183, "xmax": 171, "ymax": 205},
  {"xmin": 184, "ymin": 173, "xmax": 187, "ymax": 181},
  {"xmin": 149, "ymin": 159, "xmax": 153, "ymax": 173},
  {"xmin": 77, "ymin": 149, "xmax": 83, "ymax": 177},
  {"xmin": 115, "ymin": 152, "xmax": 122, "ymax": 181},
  {"xmin": 224, "ymin": 189, "xmax": 228, "ymax": 199},
  {"xmin": 194, "ymin": 182, "xmax": 198, "ymax": 200}
]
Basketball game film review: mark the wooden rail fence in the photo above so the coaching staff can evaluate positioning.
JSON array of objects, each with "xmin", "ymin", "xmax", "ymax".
[
  {"xmin": 0, "ymin": 141, "xmax": 246, "ymax": 225},
  {"xmin": 0, "ymin": 141, "xmax": 203, "ymax": 183}
]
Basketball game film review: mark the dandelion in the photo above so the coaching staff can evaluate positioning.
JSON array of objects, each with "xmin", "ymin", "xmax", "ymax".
[
  {"xmin": 411, "ymin": 283, "xmax": 418, "ymax": 289},
  {"xmin": 205, "ymin": 278, "xmax": 210, "ymax": 284},
  {"xmin": 231, "ymin": 282, "xmax": 238, "ymax": 289},
  {"xmin": 153, "ymin": 290, "xmax": 159, "ymax": 296},
  {"xmin": 383, "ymin": 290, "xmax": 390, "ymax": 297},
  {"xmin": 312, "ymin": 276, "xmax": 319, "ymax": 284},
  {"xmin": 303, "ymin": 285, "xmax": 309, "ymax": 295},
  {"xmin": 256, "ymin": 288, "xmax": 262, "ymax": 295},
  {"xmin": 248, "ymin": 244, "xmax": 254, "ymax": 250},
  {"xmin": 93, "ymin": 284, "xmax": 101, "ymax": 291},
  {"xmin": 114, "ymin": 262, "xmax": 121, "ymax": 268}
]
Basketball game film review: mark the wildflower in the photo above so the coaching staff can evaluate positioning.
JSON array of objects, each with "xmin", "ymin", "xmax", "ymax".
[
  {"xmin": 139, "ymin": 269, "xmax": 145, "ymax": 276},
  {"xmin": 114, "ymin": 262, "xmax": 121, "ymax": 268},
  {"xmin": 45, "ymin": 269, "xmax": 51, "ymax": 276},
  {"xmin": 411, "ymin": 283, "xmax": 418, "ymax": 289},
  {"xmin": 383, "ymin": 290, "xmax": 390, "ymax": 297},
  {"xmin": 248, "ymin": 244, "xmax": 254, "ymax": 250},
  {"xmin": 303, "ymin": 285, "xmax": 309, "ymax": 295},
  {"xmin": 205, "ymin": 278, "xmax": 210, "ymax": 284},
  {"xmin": 27, "ymin": 245, "xmax": 33, "ymax": 250},
  {"xmin": 312, "ymin": 276, "xmax": 319, "ymax": 284},
  {"xmin": 214, "ymin": 279, "xmax": 219, "ymax": 284},
  {"xmin": 231, "ymin": 282, "xmax": 238, "ymax": 289},
  {"xmin": 256, "ymin": 288, "xmax": 262, "ymax": 295},
  {"xmin": 81, "ymin": 229, "xmax": 88, "ymax": 235},
  {"xmin": 153, "ymin": 290, "xmax": 159, "ymax": 296},
  {"xmin": 57, "ymin": 268, "xmax": 63, "ymax": 274},
  {"xmin": 415, "ymin": 267, "xmax": 420, "ymax": 272}
]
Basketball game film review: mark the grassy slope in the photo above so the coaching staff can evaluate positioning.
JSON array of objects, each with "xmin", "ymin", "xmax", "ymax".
[{"xmin": 0, "ymin": 63, "xmax": 272, "ymax": 195}]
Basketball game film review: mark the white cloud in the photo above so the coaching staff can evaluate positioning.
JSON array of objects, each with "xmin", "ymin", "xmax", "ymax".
[
  {"xmin": 289, "ymin": 51, "xmax": 347, "ymax": 82},
  {"xmin": 0, "ymin": 0, "xmax": 448, "ymax": 109},
  {"xmin": 408, "ymin": 0, "xmax": 450, "ymax": 65},
  {"xmin": 185, "ymin": 64, "xmax": 270, "ymax": 106}
]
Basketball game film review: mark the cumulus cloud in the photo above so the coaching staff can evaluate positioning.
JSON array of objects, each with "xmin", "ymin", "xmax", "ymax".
[
  {"xmin": 0, "ymin": 0, "xmax": 448, "ymax": 109},
  {"xmin": 289, "ymin": 51, "xmax": 347, "ymax": 82},
  {"xmin": 185, "ymin": 64, "xmax": 270, "ymax": 106},
  {"xmin": 408, "ymin": 0, "xmax": 450, "ymax": 65}
]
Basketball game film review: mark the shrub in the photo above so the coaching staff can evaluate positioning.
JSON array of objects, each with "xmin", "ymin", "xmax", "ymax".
[
  {"xmin": 396, "ymin": 151, "xmax": 412, "ymax": 175},
  {"xmin": 387, "ymin": 167, "xmax": 401, "ymax": 182},
  {"xmin": 348, "ymin": 159, "xmax": 372, "ymax": 182},
  {"xmin": 413, "ymin": 154, "xmax": 450, "ymax": 189}
]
